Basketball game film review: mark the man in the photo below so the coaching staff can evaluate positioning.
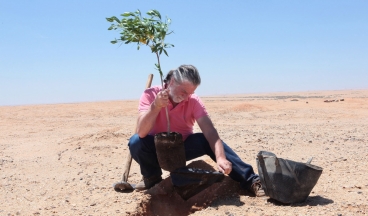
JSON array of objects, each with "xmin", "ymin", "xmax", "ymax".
[{"xmin": 128, "ymin": 64, "xmax": 264, "ymax": 196}]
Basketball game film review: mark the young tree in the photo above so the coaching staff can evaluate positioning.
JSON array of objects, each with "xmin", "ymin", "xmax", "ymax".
[{"xmin": 106, "ymin": 9, "xmax": 174, "ymax": 133}]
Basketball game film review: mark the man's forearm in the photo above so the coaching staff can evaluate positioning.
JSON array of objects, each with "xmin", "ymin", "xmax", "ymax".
[
  {"xmin": 205, "ymin": 129, "xmax": 232, "ymax": 174},
  {"xmin": 204, "ymin": 129, "xmax": 226, "ymax": 160},
  {"xmin": 136, "ymin": 102, "xmax": 162, "ymax": 138},
  {"xmin": 197, "ymin": 115, "xmax": 231, "ymax": 174},
  {"xmin": 212, "ymin": 139, "xmax": 226, "ymax": 161}
]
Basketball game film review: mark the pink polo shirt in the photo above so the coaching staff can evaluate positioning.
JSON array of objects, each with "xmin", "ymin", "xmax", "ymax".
[{"xmin": 138, "ymin": 86, "xmax": 208, "ymax": 140}]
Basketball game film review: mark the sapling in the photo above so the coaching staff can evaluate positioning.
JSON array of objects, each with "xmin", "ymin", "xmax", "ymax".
[{"xmin": 106, "ymin": 9, "xmax": 174, "ymax": 134}]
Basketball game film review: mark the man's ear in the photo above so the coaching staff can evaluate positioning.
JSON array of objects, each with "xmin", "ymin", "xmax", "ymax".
[
  {"xmin": 168, "ymin": 78, "xmax": 174, "ymax": 87},
  {"xmin": 164, "ymin": 79, "xmax": 171, "ymax": 89}
]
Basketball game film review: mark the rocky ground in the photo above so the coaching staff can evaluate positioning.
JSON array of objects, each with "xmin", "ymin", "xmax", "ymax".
[{"xmin": 1, "ymin": 89, "xmax": 367, "ymax": 215}]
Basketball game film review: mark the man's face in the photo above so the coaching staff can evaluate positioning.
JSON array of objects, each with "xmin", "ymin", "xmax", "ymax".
[{"xmin": 168, "ymin": 79, "xmax": 197, "ymax": 103}]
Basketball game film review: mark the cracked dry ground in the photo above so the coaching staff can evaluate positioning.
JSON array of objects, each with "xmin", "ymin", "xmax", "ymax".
[{"xmin": 1, "ymin": 89, "xmax": 367, "ymax": 215}]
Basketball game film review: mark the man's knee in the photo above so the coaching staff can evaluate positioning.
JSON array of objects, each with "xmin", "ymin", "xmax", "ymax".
[
  {"xmin": 128, "ymin": 134, "xmax": 155, "ymax": 154},
  {"xmin": 128, "ymin": 134, "xmax": 143, "ymax": 154},
  {"xmin": 128, "ymin": 134, "xmax": 140, "ymax": 146}
]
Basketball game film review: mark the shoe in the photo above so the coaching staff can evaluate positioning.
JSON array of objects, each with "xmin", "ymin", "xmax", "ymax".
[
  {"xmin": 250, "ymin": 180, "xmax": 265, "ymax": 197},
  {"xmin": 135, "ymin": 175, "xmax": 162, "ymax": 191}
]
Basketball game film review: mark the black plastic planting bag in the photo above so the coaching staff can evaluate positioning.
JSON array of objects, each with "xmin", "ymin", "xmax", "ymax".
[
  {"xmin": 170, "ymin": 167, "xmax": 225, "ymax": 200},
  {"xmin": 256, "ymin": 151, "xmax": 323, "ymax": 204},
  {"xmin": 155, "ymin": 132, "xmax": 186, "ymax": 172}
]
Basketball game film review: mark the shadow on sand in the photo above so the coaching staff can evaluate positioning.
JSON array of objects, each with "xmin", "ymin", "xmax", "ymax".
[{"xmin": 267, "ymin": 195, "xmax": 334, "ymax": 207}]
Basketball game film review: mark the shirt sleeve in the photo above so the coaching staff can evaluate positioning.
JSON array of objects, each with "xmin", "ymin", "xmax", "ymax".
[
  {"xmin": 192, "ymin": 95, "xmax": 208, "ymax": 120},
  {"xmin": 138, "ymin": 88, "xmax": 157, "ymax": 112}
]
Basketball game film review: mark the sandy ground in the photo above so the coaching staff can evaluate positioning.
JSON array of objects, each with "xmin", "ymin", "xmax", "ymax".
[{"xmin": 1, "ymin": 89, "xmax": 368, "ymax": 215}]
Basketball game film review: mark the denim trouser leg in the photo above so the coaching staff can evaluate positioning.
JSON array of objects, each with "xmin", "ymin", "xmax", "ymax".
[
  {"xmin": 128, "ymin": 134, "xmax": 162, "ymax": 178},
  {"xmin": 128, "ymin": 133, "xmax": 259, "ymax": 190}
]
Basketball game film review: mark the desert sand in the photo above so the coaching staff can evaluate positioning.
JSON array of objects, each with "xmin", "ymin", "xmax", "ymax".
[{"xmin": 1, "ymin": 89, "xmax": 368, "ymax": 215}]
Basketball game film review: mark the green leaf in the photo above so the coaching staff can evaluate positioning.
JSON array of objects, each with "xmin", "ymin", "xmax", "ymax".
[
  {"xmin": 106, "ymin": 17, "xmax": 114, "ymax": 22},
  {"xmin": 122, "ymin": 12, "xmax": 131, "ymax": 17},
  {"xmin": 146, "ymin": 10, "xmax": 153, "ymax": 16},
  {"xmin": 164, "ymin": 43, "xmax": 174, "ymax": 48},
  {"xmin": 154, "ymin": 10, "xmax": 162, "ymax": 19},
  {"xmin": 136, "ymin": 9, "xmax": 141, "ymax": 17},
  {"xmin": 163, "ymin": 49, "xmax": 169, "ymax": 56},
  {"xmin": 112, "ymin": 16, "xmax": 120, "ymax": 23},
  {"xmin": 151, "ymin": 46, "xmax": 157, "ymax": 53}
]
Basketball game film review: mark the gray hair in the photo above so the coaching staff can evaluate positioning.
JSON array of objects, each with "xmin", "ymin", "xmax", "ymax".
[{"xmin": 164, "ymin": 65, "xmax": 201, "ymax": 86}]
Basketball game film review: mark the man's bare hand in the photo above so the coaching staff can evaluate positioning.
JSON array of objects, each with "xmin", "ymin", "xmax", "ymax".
[
  {"xmin": 217, "ymin": 157, "xmax": 232, "ymax": 175},
  {"xmin": 154, "ymin": 89, "xmax": 170, "ymax": 108}
]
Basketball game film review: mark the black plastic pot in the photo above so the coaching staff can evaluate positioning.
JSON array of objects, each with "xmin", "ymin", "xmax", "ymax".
[
  {"xmin": 256, "ymin": 151, "xmax": 323, "ymax": 204},
  {"xmin": 154, "ymin": 132, "xmax": 186, "ymax": 172},
  {"xmin": 170, "ymin": 167, "xmax": 225, "ymax": 200}
]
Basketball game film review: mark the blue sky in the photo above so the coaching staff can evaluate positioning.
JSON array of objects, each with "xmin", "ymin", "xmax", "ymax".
[{"xmin": 1, "ymin": 1, "xmax": 367, "ymax": 106}]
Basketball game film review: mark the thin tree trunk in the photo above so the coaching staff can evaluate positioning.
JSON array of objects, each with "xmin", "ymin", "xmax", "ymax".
[{"xmin": 156, "ymin": 52, "xmax": 170, "ymax": 134}]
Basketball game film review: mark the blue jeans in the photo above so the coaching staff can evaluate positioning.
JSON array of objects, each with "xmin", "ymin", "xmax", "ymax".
[{"xmin": 128, "ymin": 133, "xmax": 259, "ymax": 190}]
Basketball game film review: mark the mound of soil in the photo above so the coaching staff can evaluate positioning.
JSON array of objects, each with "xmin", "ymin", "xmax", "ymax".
[{"xmin": 129, "ymin": 160, "xmax": 244, "ymax": 216}]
